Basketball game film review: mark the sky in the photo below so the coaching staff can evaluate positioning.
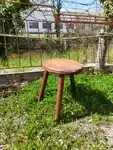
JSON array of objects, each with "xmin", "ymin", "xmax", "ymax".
[
  {"xmin": 62, "ymin": 0, "xmax": 102, "ymax": 14},
  {"xmin": 34, "ymin": 0, "xmax": 103, "ymax": 14}
]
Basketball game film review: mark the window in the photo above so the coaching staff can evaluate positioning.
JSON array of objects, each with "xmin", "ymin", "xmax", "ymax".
[
  {"xmin": 42, "ymin": 22, "xmax": 51, "ymax": 29},
  {"xmin": 54, "ymin": 23, "xmax": 63, "ymax": 29},
  {"xmin": 60, "ymin": 23, "xmax": 63, "ymax": 29},
  {"xmin": 66, "ymin": 23, "xmax": 74, "ymax": 30},
  {"xmin": 29, "ymin": 21, "xmax": 38, "ymax": 29}
]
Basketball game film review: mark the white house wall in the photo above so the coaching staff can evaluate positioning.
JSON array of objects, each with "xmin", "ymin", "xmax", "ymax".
[{"xmin": 24, "ymin": 9, "xmax": 69, "ymax": 34}]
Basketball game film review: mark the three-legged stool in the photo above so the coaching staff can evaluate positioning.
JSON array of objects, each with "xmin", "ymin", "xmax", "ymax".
[{"xmin": 38, "ymin": 59, "xmax": 83, "ymax": 120}]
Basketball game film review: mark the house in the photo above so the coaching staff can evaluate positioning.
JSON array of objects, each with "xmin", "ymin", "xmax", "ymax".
[
  {"xmin": 23, "ymin": 5, "xmax": 104, "ymax": 35},
  {"xmin": 23, "ymin": 6, "xmax": 84, "ymax": 34}
]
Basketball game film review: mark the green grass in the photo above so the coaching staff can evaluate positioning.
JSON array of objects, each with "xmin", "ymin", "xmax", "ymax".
[
  {"xmin": 0, "ymin": 46, "xmax": 113, "ymax": 72},
  {"xmin": 0, "ymin": 49, "xmax": 94, "ymax": 72},
  {"xmin": 0, "ymin": 74, "xmax": 113, "ymax": 149}
]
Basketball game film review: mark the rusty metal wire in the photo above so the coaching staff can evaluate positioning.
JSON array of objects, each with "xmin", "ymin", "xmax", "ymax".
[{"xmin": 0, "ymin": 0, "xmax": 113, "ymax": 73}]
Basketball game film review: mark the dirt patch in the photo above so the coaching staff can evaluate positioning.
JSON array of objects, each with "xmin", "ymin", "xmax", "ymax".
[{"xmin": 0, "ymin": 82, "xmax": 28, "ymax": 98}]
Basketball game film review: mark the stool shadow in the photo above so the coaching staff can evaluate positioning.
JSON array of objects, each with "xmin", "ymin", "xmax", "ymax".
[{"xmin": 61, "ymin": 83, "xmax": 113, "ymax": 122}]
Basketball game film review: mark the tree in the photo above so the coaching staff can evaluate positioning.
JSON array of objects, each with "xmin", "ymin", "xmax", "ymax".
[
  {"xmin": 0, "ymin": 0, "xmax": 31, "ymax": 34},
  {"xmin": 101, "ymin": 0, "xmax": 113, "ymax": 18},
  {"xmin": 52, "ymin": 0, "xmax": 62, "ymax": 37},
  {"xmin": 0, "ymin": 0, "xmax": 31, "ymax": 64},
  {"xmin": 96, "ymin": 0, "xmax": 113, "ymax": 72}
]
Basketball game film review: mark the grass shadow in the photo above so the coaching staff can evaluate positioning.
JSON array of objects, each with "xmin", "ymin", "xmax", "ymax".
[{"xmin": 61, "ymin": 83, "xmax": 113, "ymax": 122}]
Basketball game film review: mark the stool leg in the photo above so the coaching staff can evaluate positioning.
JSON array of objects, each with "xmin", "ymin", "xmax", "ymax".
[
  {"xmin": 38, "ymin": 71, "xmax": 49, "ymax": 100},
  {"xmin": 69, "ymin": 74, "xmax": 76, "ymax": 93},
  {"xmin": 56, "ymin": 74, "xmax": 64, "ymax": 120}
]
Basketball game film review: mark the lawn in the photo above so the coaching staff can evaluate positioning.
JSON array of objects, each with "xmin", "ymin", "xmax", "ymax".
[
  {"xmin": 0, "ymin": 74, "xmax": 113, "ymax": 149},
  {"xmin": 0, "ymin": 45, "xmax": 113, "ymax": 72}
]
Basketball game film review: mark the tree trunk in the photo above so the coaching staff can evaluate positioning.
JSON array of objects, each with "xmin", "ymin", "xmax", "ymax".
[{"xmin": 55, "ymin": 12, "xmax": 60, "ymax": 38}]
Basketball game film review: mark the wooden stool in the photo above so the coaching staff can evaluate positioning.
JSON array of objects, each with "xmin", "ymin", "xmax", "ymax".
[{"xmin": 38, "ymin": 59, "xmax": 83, "ymax": 120}]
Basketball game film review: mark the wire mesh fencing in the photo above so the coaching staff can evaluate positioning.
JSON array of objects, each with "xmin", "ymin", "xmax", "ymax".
[{"xmin": 0, "ymin": 0, "xmax": 113, "ymax": 72}]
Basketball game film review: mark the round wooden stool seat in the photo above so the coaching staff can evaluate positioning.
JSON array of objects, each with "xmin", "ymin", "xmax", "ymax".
[
  {"xmin": 38, "ymin": 59, "xmax": 83, "ymax": 120},
  {"xmin": 43, "ymin": 59, "xmax": 83, "ymax": 75}
]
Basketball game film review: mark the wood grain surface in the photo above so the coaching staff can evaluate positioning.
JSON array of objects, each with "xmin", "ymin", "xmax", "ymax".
[{"xmin": 43, "ymin": 59, "xmax": 83, "ymax": 74}]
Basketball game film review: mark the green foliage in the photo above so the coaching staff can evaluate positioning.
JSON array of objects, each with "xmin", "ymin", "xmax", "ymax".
[
  {"xmin": 0, "ymin": 74, "xmax": 113, "ymax": 149},
  {"xmin": 55, "ymin": 0, "xmax": 62, "ymax": 12},
  {"xmin": 100, "ymin": 0, "xmax": 113, "ymax": 18},
  {"xmin": 0, "ymin": 0, "xmax": 32, "ymax": 64},
  {"xmin": 0, "ymin": 0, "xmax": 31, "ymax": 34}
]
